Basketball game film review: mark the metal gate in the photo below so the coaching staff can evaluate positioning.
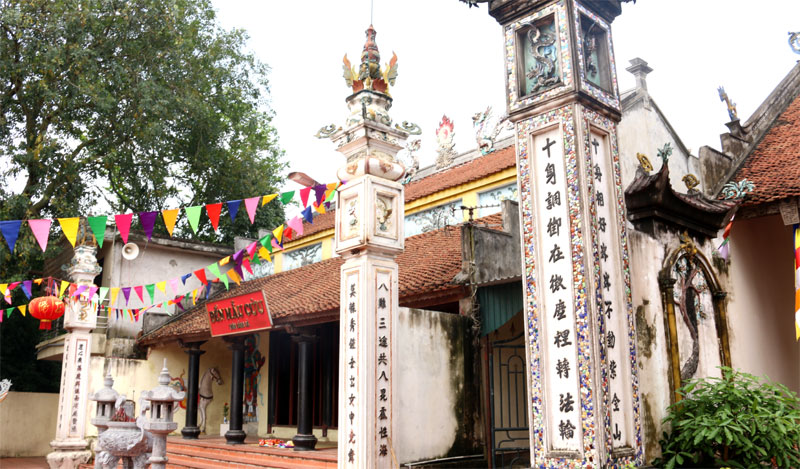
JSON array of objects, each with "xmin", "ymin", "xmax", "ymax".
[{"xmin": 488, "ymin": 333, "xmax": 530, "ymax": 468}]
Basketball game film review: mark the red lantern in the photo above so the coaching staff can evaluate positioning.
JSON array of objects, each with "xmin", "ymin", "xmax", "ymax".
[{"xmin": 29, "ymin": 296, "xmax": 66, "ymax": 330}]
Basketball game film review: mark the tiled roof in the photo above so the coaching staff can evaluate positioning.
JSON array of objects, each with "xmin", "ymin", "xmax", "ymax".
[
  {"xmin": 138, "ymin": 214, "xmax": 501, "ymax": 344},
  {"xmin": 733, "ymin": 92, "xmax": 800, "ymax": 205},
  {"xmin": 285, "ymin": 146, "xmax": 517, "ymax": 244}
]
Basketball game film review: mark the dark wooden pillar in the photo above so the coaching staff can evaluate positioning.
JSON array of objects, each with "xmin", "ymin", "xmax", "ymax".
[
  {"xmin": 292, "ymin": 333, "xmax": 318, "ymax": 451},
  {"xmin": 321, "ymin": 331, "xmax": 332, "ymax": 437},
  {"xmin": 181, "ymin": 341, "xmax": 206, "ymax": 439},
  {"xmin": 225, "ymin": 336, "xmax": 247, "ymax": 445}
]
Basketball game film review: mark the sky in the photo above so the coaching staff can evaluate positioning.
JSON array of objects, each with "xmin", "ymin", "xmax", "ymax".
[{"xmin": 212, "ymin": 0, "xmax": 800, "ymax": 192}]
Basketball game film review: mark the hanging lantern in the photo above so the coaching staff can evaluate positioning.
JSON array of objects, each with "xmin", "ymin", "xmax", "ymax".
[{"xmin": 29, "ymin": 296, "xmax": 66, "ymax": 330}]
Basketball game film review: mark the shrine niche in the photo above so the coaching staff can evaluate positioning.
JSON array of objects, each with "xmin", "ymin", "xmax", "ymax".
[
  {"xmin": 579, "ymin": 13, "xmax": 611, "ymax": 92},
  {"xmin": 518, "ymin": 14, "xmax": 561, "ymax": 96},
  {"xmin": 658, "ymin": 234, "xmax": 732, "ymax": 404}
]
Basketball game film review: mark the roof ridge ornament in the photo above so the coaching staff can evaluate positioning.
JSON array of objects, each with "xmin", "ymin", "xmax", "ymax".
[
  {"xmin": 343, "ymin": 25, "xmax": 398, "ymax": 95},
  {"xmin": 789, "ymin": 31, "xmax": 800, "ymax": 55},
  {"xmin": 718, "ymin": 86, "xmax": 738, "ymax": 121}
]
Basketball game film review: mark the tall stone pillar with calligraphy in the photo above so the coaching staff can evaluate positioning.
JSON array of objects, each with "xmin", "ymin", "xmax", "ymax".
[
  {"xmin": 47, "ymin": 238, "xmax": 102, "ymax": 469},
  {"xmin": 488, "ymin": 1, "xmax": 642, "ymax": 466},
  {"xmin": 316, "ymin": 25, "xmax": 416, "ymax": 469}
]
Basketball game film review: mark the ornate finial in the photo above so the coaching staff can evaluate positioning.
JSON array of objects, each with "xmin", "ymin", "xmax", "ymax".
[
  {"xmin": 720, "ymin": 178, "xmax": 755, "ymax": 200},
  {"xmin": 435, "ymin": 115, "xmax": 456, "ymax": 169},
  {"xmin": 718, "ymin": 86, "xmax": 738, "ymax": 121},
  {"xmin": 682, "ymin": 174, "xmax": 700, "ymax": 191},
  {"xmin": 789, "ymin": 32, "xmax": 800, "ymax": 55},
  {"xmin": 636, "ymin": 152, "xmax": 653, "ymax": 173},
  {"xmin": 104, "ymin": 371, "xmax": 114, "ymax": 389},
  {"xmin": 342, "ymin": 25, "xmax": 398, "ymax": 95},
  {"xmin": 657, "ymin": 143, "xmax": 672, "ymax": 165},
  {"xmin": 315, "ymin": 124, "xmax": 341, "ymax": 139},
  {"xmin": 158, "ymin": 358, "xmax": 170, "ymax": 386}
]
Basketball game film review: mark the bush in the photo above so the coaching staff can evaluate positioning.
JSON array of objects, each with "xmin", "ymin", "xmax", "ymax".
[{"xmin": 655, "ymin": 367, "xmax": 800, "ymax": 468}]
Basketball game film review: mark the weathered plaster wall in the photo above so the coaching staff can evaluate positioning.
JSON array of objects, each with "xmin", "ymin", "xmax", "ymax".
[
  {"xmin": 726, "ymin": 215, "xmax": 800, "ymax": 394},
  {"xmin": 0, "ymin": 392, "xmax": 58, "ymax": 457},
  {"xmin": 394, "ymin": 307, "xmax": 477, "ymax": 464}
]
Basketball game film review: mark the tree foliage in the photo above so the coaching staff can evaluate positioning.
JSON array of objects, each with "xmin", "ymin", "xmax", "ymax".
[{"xmin": 656, "ymin": 367, "xmax": 800, "ymax": 468}]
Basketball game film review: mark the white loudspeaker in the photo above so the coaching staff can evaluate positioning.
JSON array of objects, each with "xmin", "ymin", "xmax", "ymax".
[{"xmin": 121, "ymin": 243, "xmax": 139, "ymax": 260}]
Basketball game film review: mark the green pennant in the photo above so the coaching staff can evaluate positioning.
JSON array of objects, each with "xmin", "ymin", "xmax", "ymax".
[
  {"xmin": 5, "ymin": 307, "xmax": 12, "ymax": 318},
  {"xmin": 219, "ymin": 273, "xmax": 229, "ymax": 290},
  {"xmin": 259, "ymin": 233, "xmax": 273, "ymax": 253},
  {"xmin": 280, "ymin": 191, "xmax": 295, "ymax": 204},
  {"xmin": 185, "ymin": 206, "xmax": 202, "ymax": 234},
  {"xmin": 325, "ymin": 188, "xmax": 337, "ymax": 203},
  {"xmin": 207, "ymin": 262, "xmax": 222, "ymax": 280},
  {"xmin": 251, "ymin": 252, "xmax": 261, "ymax": 265},
  {"xmin": 145, "ymin": 284, "xmax": 156, "ymax": 304},
  {"xmin": 87, "ymin": 216, "xmax": 108, "ymax": 248},
  {"xmin": 98, "ymin": 287, "xmax": 109, "ymax": 303}
]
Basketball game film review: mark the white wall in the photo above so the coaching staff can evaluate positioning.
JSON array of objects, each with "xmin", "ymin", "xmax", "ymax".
[{"xmin": 0, "ymin": 392, "xmax": 59, "ymax": 457}]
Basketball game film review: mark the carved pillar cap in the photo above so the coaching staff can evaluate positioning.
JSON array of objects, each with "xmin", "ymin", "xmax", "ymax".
[
  {"xmin": 180, "ymin": 340, "xmax": 207, "ymax": 354},
  {"xmin": 291, "ymin": 332, "xmax": 318, "ymax": 344},
  {"xmin": 658, "ymin": 276, "xmax": 677, "ymax": 289},
  {"xmin": 223, "ymin": 335, "xmax": 246, "ymax": 350}
]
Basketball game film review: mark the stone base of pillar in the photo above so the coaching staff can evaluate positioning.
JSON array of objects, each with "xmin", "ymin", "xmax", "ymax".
[
  {"xmin": 46, "ymin": 449, "xmax": 92, "ymax": 469},
  {"xmin": 224, "ymin": 429, "xmax": 247, "ymax": 445},
  {"xmin": 181, "ymin": 426, "xmax": 201, "ymax": 439},
  {"xmin": 292, "ymin": 433, "xmax": 318, "ymax": 451}
]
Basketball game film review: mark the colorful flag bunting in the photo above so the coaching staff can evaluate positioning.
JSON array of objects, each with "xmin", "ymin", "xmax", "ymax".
[
  {"xmin": 110, "ymin": 287, "xmax": 120, "ymax": 306},
  {"xmin": 227, "ymin": 200, "xmax": 242, "ymax": 222},
  {"xmin": 207, "ymin": 263, "xmax": 222, "ymax": 280},
  {"xmin": 87, "ymin": 216, "xmax": 107, "ymax": 248},
  {"xmin": 206, "ymin": 203, "xmax": 223, "ymax": 232},
  {"xmin": 162, "ymin": 209, "xmax": 180, "ymax": 237},
  {"xmin": 194, "ymin": 268, "xmax": 208, "ymax": 286},
  {"xmin": 18, "ymin": 305, "xmax": 26, "ymax": 316},
  {"xmin": 88, "ymin": 286, "xmax": 98, "ymax": 300},
  {"xmin": 28, "ymin": 219, "xmax": 52, "ymax": 252},
  {"xmin": 314, "ymin": 185, "xmax": 327, "ymax": 205},
  {"xmin": 242, "ymin": 257, "xmax": 253, "ymax": 276},
  {"xmin": 258, "ymin": 247, "xmax": 271, "ymax": 263},
  {"xmin": 280, "ymin": 191, "xmax": 295, "ymax": 204},
  {"xmin": 59, "ymin": 281, "xmax": 69, "ymax": 298},
  {"xmin": 287, "ymin": 216, "xmax": 304, "ymax": 237},
  {"xmin": 0, "ymin": 220, "xmax": 22, "ymax": 252},
  {"xmin": 181, "ymin": 273, "xmax": 192, "ymax": 285},
  {"xmin": 300, "ymin": 187, "xmax": 311, "ymax": 207},
  {"xmin": 262, "ymin": 193, "xmax": 278, "ymax": 206},
  {"xmin": 138, "ymin": 211, "xmax": 158, "ymax": 241},
  {"xmin": 115, "ymin": 213, "xmax": 134, "ymax": 244},
  {"xmin": 73, "ymin": 285, "xmax": 88, "ymax": 298},
  {"xmin": 244, "ymin": 197, "xmax": 260, "ymax": 224},
  {"xmin": 273, "ymin": 225, "xmax": 284, "ymax": 244},
  {"xmin": 133, "ymin": 285, "xmax": 144, "ymax": 303},
  {"xmin": 185, "ymin": 206, "xmax": 202, "ymax": 234},
  {"xmin": 219, "ymin": 256, "xmax": 231, "ymax": 266},
  {"xmin": 156, "ymin": 281, "xmax": 167, "ymax": 294},
  {"xmin": 246, "ymin": 241, "xmax": 258, "ymax": 259},
  {"xmin": 122, "ymin": 287, "xmax": 132, "ymax": 305},
  {"xmin": 228, "ymin": 269, "xmax": 241, "ymax": 285},
  {"xmin": 145, "ymin": 284, "xmax": 156, "ymax": 304},
  {"xmin": 21, "ymin": 280, "xmax": 32, "ymax": 299},
  {"xmin": 168, "ymin": 278, "xmax": 180, "ymax": 295},
  {"xmin": 301, "ymin": 206, "xmax": 313, "ymax": 224},
  {"xmin": 219, "ymin": 272, "xmax": 229, "ymax": 290},
  {"xmin": 98, "ymin": 287, "xmax": 109, "ymax": 303}
]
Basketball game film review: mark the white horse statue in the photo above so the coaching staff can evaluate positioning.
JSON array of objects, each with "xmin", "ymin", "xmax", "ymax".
[{"xmin": 198, "ymin": 367, "xmax": 223, "ymax": 434}]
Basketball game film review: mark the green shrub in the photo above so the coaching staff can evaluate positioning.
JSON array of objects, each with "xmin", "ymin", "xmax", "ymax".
[{"xmin": 655, "ymin": 367, "xmax": 800, "ymax": 468}]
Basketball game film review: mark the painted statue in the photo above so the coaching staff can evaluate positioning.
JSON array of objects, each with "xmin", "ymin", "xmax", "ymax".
[
  {"xmin": 243, "ymin": 335, "xmax": 266, "ymax": 423},
  {"xmin": 198, "ymin": 367, "xmax": 223, "ymax": 434},
  {"xmin": 472, "ymin": 106, "xmax": 510, "ymax": 155}
]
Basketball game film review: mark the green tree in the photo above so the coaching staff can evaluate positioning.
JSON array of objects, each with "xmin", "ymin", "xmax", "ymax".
[{"xmin": 0, "ymin": 0, "xmax": 285, "ymax": 387}]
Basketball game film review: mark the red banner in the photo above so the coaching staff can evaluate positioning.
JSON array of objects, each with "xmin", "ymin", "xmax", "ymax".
[{"xmin": 207, "ymin": 290, "xmax": 273, "ymax": 337}]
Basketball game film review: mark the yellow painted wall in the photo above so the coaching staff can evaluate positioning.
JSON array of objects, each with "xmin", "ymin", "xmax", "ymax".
[{"xmin": 0, "ymin": 392, "xmax": 59, "ymax": 457}]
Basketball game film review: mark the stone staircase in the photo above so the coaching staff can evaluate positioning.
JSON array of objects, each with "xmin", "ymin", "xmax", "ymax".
[{"xmin": 164, "ymin": 437, "xmax": 338, "ymax": 469}]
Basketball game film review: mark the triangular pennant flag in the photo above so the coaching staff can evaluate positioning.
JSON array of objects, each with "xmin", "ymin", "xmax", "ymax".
[
  {"xmin": 207, "ymin": 263, "xmax": 222, "ymax": 281},
  {"xmin": 86, "ymin": 286, "xmax": 98, "ymax": 300},
  {"xmin": 33, "ymin": 278, "xmax": 43, "ymax": 285},
  {"xmin": 280, "ymin": 191, "xmax": 295, "ymax": 204},
  {"xmin": 192, "ymin": 288, "xmax": 199, "ymax": 305},
  {"xmin": 0, "ymin": 308, "xmax": 3, "ymax": 322},
  {"xmin": 301, "ymin": 206, "xmax": 314, "ymax": 224},
  {"xmin": 232, "ymin": 261, "xmax": 244, "ymax": 280},
  {"xmin": 110, "ymin": 287, "xmax": 120, "ymax": 306},
  {"xmin": 181, "ymin": 273, "xmax": 192, "ymax": 285},
  {"xmin": 0, "ymin": 220, "xmax": 22, "ymax": 252},
  {"xmin": 0, "ymin": 284, "xmax": 7, "ymax": 297},
  {"xmin": 68, "ymin": 283, "xmax": 77, "ymax": 297},
  {"xmin": 156, "ymin": 281, "xmax": 167, "ymax": 294},
  {"xmin": 168, "ymin": 278, "xmax": 180, "ymax": 296},
  {"xmin": 271, "ymin": 238, "xmax": 283, "ymax": 251},
  {"xmin": 87, "ymin": 216, "xmax": 107, "ymax": 248},
  {"xmin": 133, "ymin": 285, "xmax": 144, "ymax": 303},
  {"xmin": 258, "ymin": 246, "xmax": 271, "ymax": 263},
  {"xmin": 314, "ymin": 185, "xmax": 327, "ymax": 205},
  {"xmin": 227, "ymin": 200, "xmax": 242, "ymax": 222},
  {"xmin": 194, "ymin": 268, "xmax": 208, "ymax": 285},
  {"xmin": 314, "ymin": 201, "xmax": 326, "ymax": 214},
  {"xmin": 145, "ymin": 284, "xmax": 156, "ymax": 304},
  {"xmin": 227, "ymin": 269, "xmax": 241, "ymax": 285},
  {"xmin": 287, "ymin": 216, "xmax": 304, "ymax": 237},
  {"xmin": 262, "ymin": 193, "xmax": 278, "ymax": 206},
  {"xmin": 5, "ymin": 307, "xmax": 12, "ymax": 318},
  {"xmin": 244, "ymin": 197, "xmax": 260, "ymax": 224},
  {"xmin": 122, "ymin": 287, "xmax": 132, "ymax": 305},
  {"xmin": 300, "ymin": 187, "xmax": 312, "ymax": 207},
  {"xmin": 59, "ymin": 281, "xmax": 69, "ymax": 298},
  {"xmin": 259, "ymin": 233, "xmax": 272, "ymax": 250},
  {"xmin": 18, "ymin": 305, "xmax": 26, "ymax": 316},
  {"xmin": 21, "ymin": 280, "xmax": 32, "ymax": 300},
  {"xmin": 115, "ymin": 213, "xmax": 134, "ymax": 244},
  {"xmin": 325, "ymin": 185, "xmax": 338, "ymax": 203},
  {"xmin": 242, "ymin": 256, "xmax": 253, "ymax": 276},
  {"xmin": 273, "ymin": 225, "xmax": 284, "ymax": 244},
  {"xmin": 138, "ymin": 211, "xmax": 158, "ymax": 241},
  {"xmin": 246, "ymin": 241, "xmax": 258, "ymax": 259},
  {"xmin": 251, "ymin": 251, "xmax": 261, "ymax": 265},
  {"xmin": 185, "ymin": 206, "xmax": 202, "ymax": 234},
  {"xmin": 72, "ymin": 285, "xmax": 88, "ymax": 298},
  {"xmin": 161, "ymin": 209, "xmax": 180, "ymax": 237},
  {"xmin": 98, "ymin": 287, "xmax": 109, "ymax": 303},
  {"xmin": 283, "ymin": 227, "xmax": 293, "ymax": 241},
  {"xmin": 6, "ymin": 282, "xmax": 19, "ymax": 293},
  {"xmin": 219, "ymin": 255, "xmax": 231, "ymax": 266},
  {"xmin": 206, "ymin": 203, "xmax": 223, "ymax": 232},
  {"xmin": 28, "ymin": 219, "xmax": 52, "ymax": 252},
  {"xmin": 219, "ymin": 272, "xmax": 229, "ymax": 290}
]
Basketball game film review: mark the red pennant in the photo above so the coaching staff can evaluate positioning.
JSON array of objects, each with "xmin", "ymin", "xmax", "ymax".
[
  {"xmin": 134, "ymin": 285, "xmax": 144, "ymax": 303},
  {"xmin": 194, "ymin": 268, "xmax": 208, "ymax": 286},
  {"xmin": 206, "ymin": 203, "xmax": 222, "ymax": 232},
  {"xmin": 114, "ymin": 213, "xmax": 134, "ymax": 244},
  {"xmin": 300, "ymin": 187, "xmax": 312, "ymax": 207}
]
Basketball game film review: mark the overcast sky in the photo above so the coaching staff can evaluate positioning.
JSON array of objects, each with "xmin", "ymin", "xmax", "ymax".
[{"xmin": 212, "ymin": 1, "xmax": 800, "ymax": 191}]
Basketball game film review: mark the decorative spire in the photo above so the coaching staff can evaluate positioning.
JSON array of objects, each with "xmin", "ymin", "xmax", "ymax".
[{"xmin": 343, "ymin": 25, "xmax": 398, "ymax": 95}]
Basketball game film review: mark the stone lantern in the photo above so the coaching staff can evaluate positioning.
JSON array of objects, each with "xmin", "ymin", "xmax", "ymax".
[
  {"xmin": 88, "ymin": 372, "xmax": 119, "ymax": 469},
  {"xmin": 140, "ymin": 360, "xmax": 185, "ymax": 469}
]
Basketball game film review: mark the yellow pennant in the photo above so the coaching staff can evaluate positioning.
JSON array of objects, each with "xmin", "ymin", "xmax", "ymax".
[
  {"xmin": 273, "ymin": 224, "xmax": 284, "ymax": 243},
  {"xmin": 156, "ymin": 281, "xmax": 167, "ymax": 294},
  {"xmin": 262, "ymin": 193, "xmax": 278, "ymax": 206},
  {"xmin": 18, "ymin": 305, "xmax": 26, "ymax": 316},
  {"xmin": 315, "ymin": 202, "xmax": 326, "ymax": 214},
  {"xmin": 192, "ymin": 288, "xmax": 198, "ymax": 305},
  {"xmin": 258, "ymin": 246, "xmax": 271, "ymax": 263},
  {"xmin": 219, "ymin": 256, "xmax": 231, "ymax": 266},
  {"xmin": 58, "ymin": 217, "xmax": 80, "ymax": 247},
  {"xmin": 228, "ymin": 270, "xmax": 241, "ymax": 285},
  {"xmin": 33, "ymin": 278, "xmax": 43, "ymax": 285},
  {"xmin": 110, "ymin": 287, "xmax": 120, "ymax": 306},
  {"xmin": 0, "ymin": 284, "xmax": 6, "ymax": 296},
  {"xmin": 59, "ymin": 280, "xmax": 69, "ymax": 298},
  {"xmin": 161, "ymin": 209, "xmax": 180, "ymax": 237}
]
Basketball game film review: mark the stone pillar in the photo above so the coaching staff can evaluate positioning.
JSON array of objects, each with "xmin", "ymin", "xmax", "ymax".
[
  {"xmin": 181, "ymin": 341, "xmax": 206, "ymax": 439},
  {"xmin": 48, "ymin": 243, "xmax": 101, "ymax": 469},
  {"xmin": 225, "ymin": 336, "xmax": 246, "ymax": 445},
  {"xmin": 292, "ymin": 333, "xmax": 318, "ymax": 451}
]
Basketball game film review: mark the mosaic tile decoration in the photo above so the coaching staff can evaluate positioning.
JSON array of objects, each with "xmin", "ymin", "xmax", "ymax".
[
  {"xmin": 581, "ymin": 106, "xmax": 643, "ymax": 467},
  {"xmin": 514, "ymin": 104, "xmax": 643, "ymax": 467},
  {"xmin": 504, "ymin": 1, "xmax": 573, "ymax": 113},
  {"xmin": 573, "ymin": 1, "xmax": 620, "ymax": 111}
]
